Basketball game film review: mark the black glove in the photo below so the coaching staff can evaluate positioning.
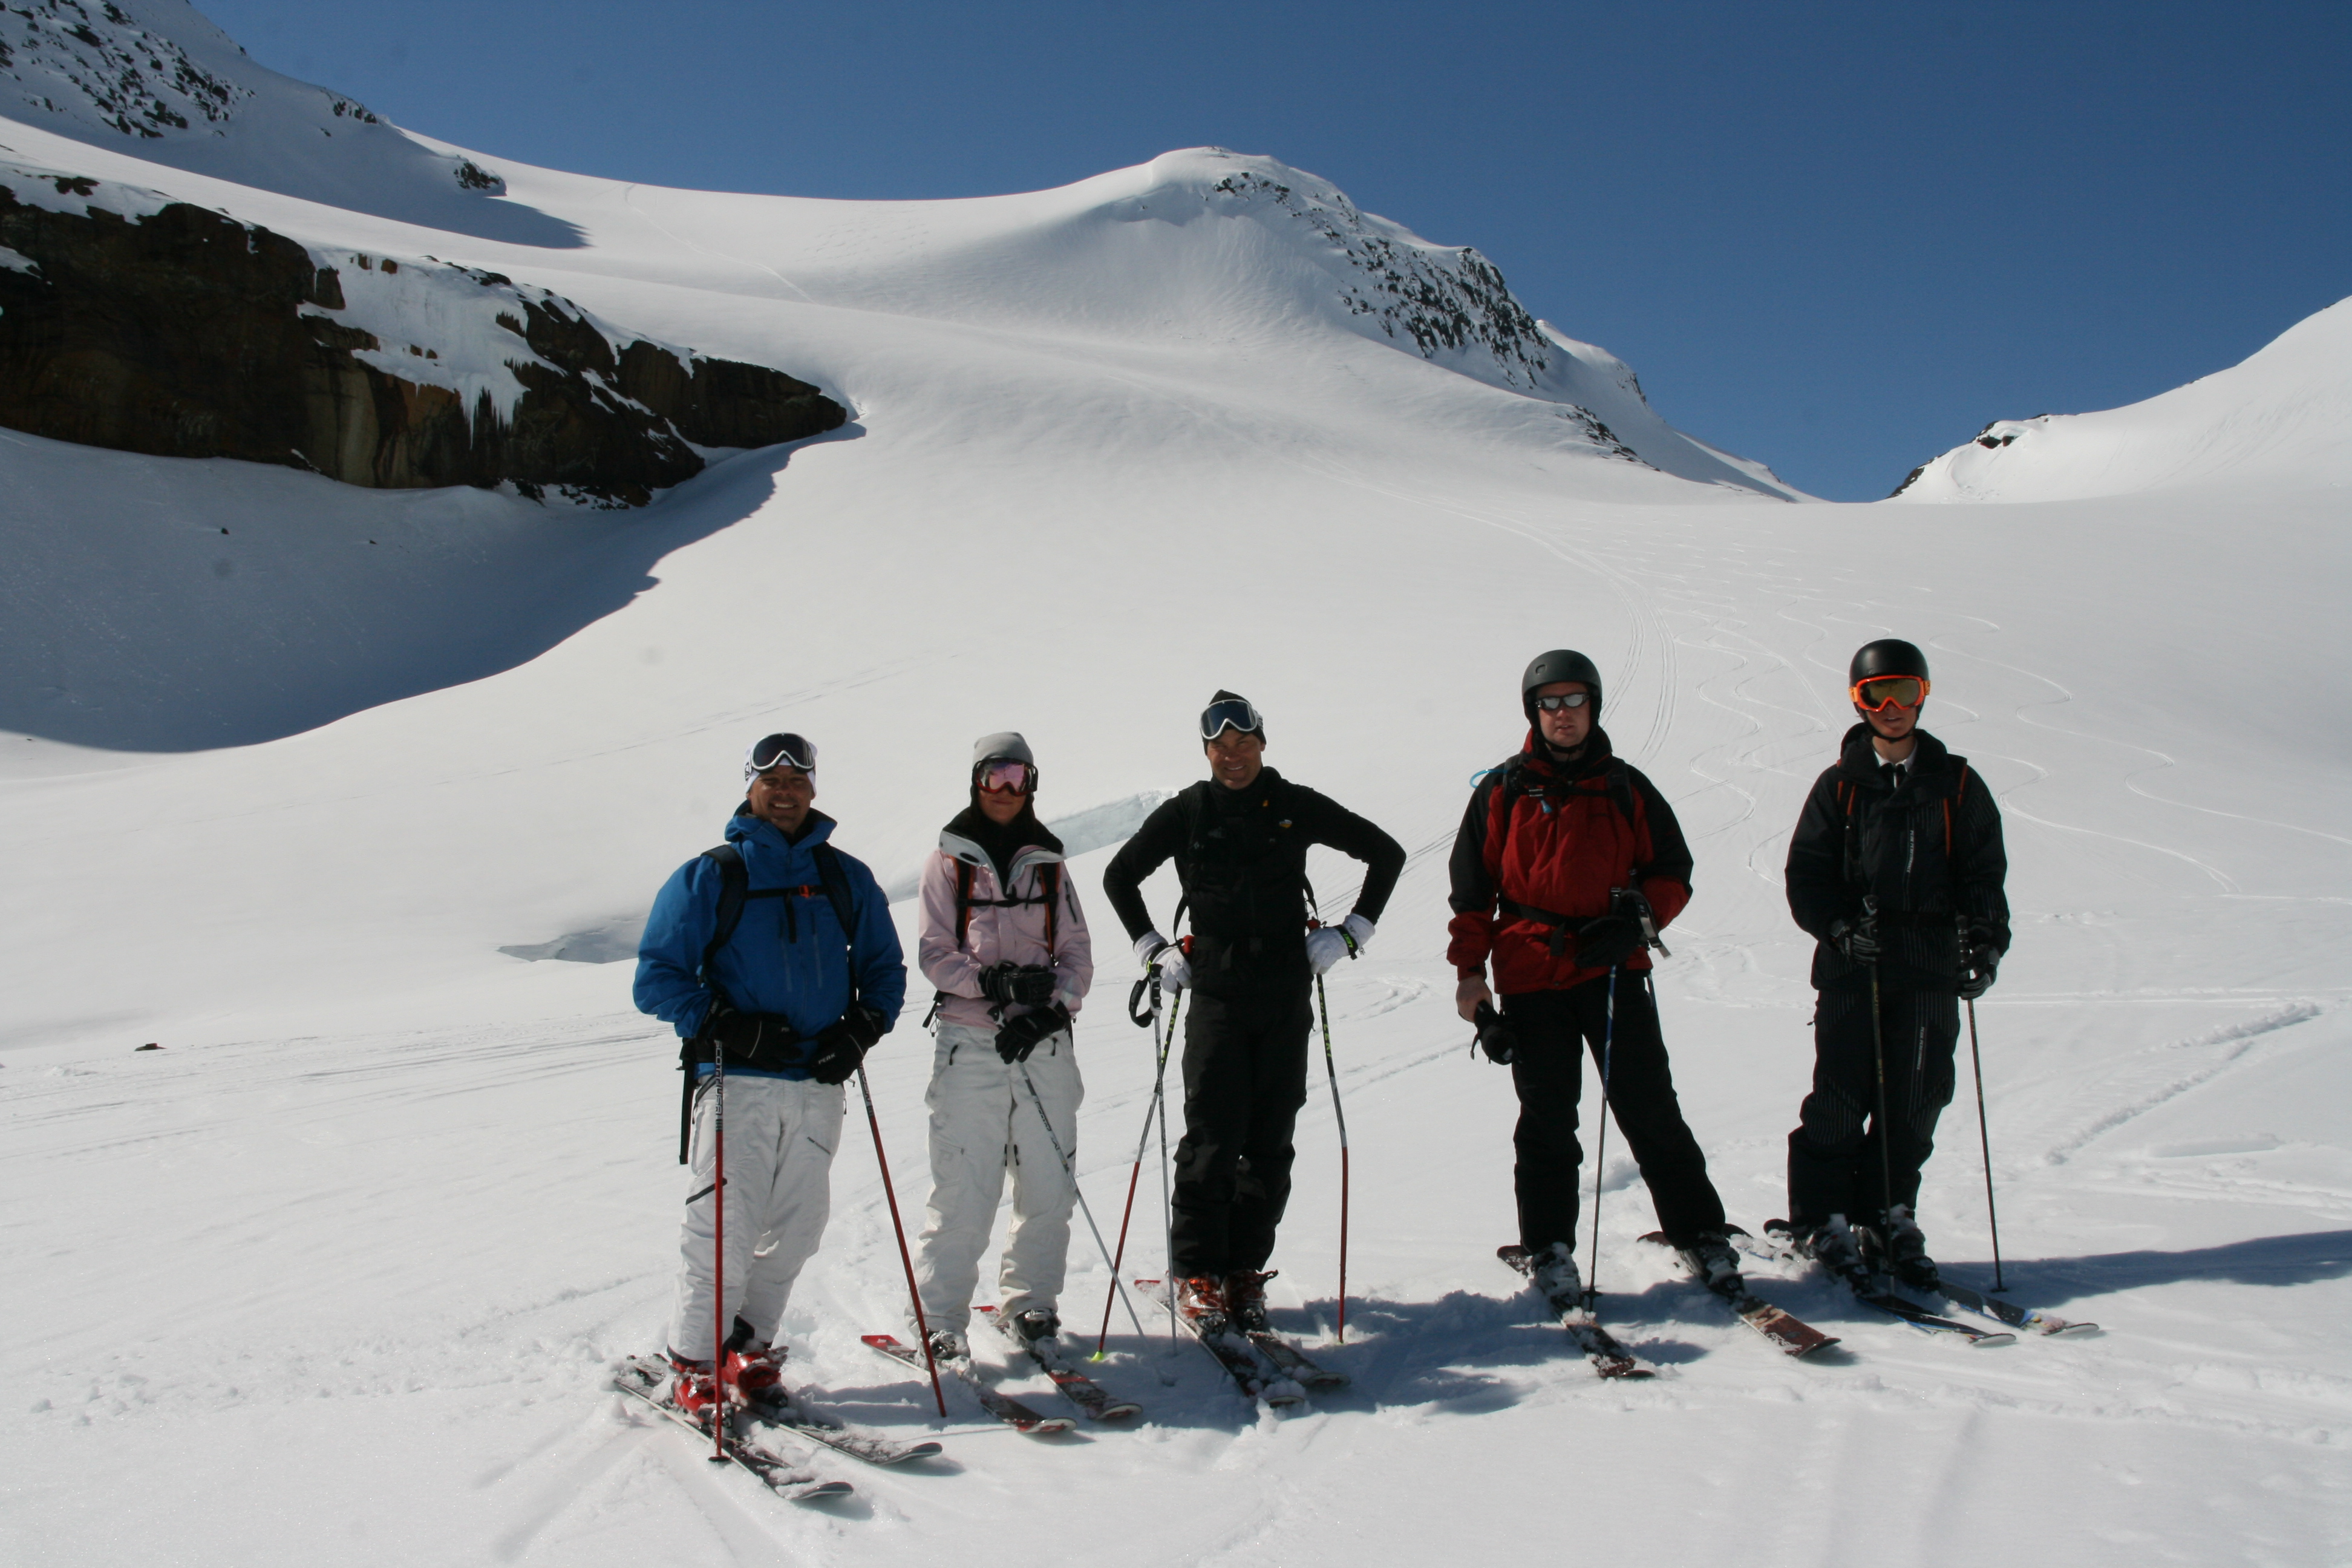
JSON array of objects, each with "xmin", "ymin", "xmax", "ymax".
[
  {"xmin": 1573, "ymin": 913, "xmax": 1644, "ymax": 971},
  {"xmin": 1829, "ymin": 915, "xmax": 1882, "ymax": 963},
  {"xmin": 1958, "ymin": 947, "xmax": 1998, "ymax": 1001},
  {"xmin": 806, "ymin": 1003, "xmax": 887, "ymax": 1085},
  {"xmin": 979, "ymin": 962, "xmax": 1059, "ymax": 1008},
  {"xmin": 1472, "ymin": 1001, "xmax": 1518, "ymax": 1066},
  {"xmin": 995, "ymin": 1003, "xmax": 1070, "ymax": 1064},
  {"xmin": 701, "ymin": 1001, "xmax": 800, "ymax": 1070}
]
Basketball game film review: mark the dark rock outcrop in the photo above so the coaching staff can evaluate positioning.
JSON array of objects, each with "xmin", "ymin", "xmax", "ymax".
[{"xmin": 0, "ymin": 174, "xmax": 845, "ymax": 505}]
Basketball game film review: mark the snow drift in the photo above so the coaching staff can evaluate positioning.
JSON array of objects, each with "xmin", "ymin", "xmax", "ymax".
[{"xmin": 1891, "ymin": 296, "xmax": 2352, "ymax": 501}]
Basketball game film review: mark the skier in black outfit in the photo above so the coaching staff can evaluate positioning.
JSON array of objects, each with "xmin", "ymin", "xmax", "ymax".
[
  {"xmin": 1101, "ymin": 692, "xmax": 1406, "ymax": 1331},
  {"xmin": 1781, "ymin": 639, "xmax": 2009, "ymax": 1290}
]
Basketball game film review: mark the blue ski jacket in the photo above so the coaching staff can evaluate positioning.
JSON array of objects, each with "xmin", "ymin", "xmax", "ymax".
[{"xmin": 634, "ymin": 806, "xmax": 907, "ymax": 1080}]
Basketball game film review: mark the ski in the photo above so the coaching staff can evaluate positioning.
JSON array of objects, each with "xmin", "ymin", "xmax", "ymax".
[
  {"xmin": 1241, "ymin": 1327, "xmax": 1351, "ymax": 1391},
  {"xmin": 1637, "ymin": 1232, "xmax": 1841, "ymax": 1359},
  {"xmin": 978, "ymin": 1306, "xmax": 1143, "ymax": 1421},
  {"xmin": 610, "ymin": 1357, "xmax": 854, "ymax": 1503},
  {"xmin": 861, "ymin": 1333, "xmax": 1076, "ymax": 1434},
  {"xmin": 1898, "ymin": 1278, "xmax": 2100, "ymax": 1338},
  {"xmin": 1137, "ymin": 1280, "xmax": 1308, "ymax": 1407},
  {"xmin": 1742, "ymin": 1227, "xmax": 2016, "ymax": 1347},
  {"xmin": 1497, "ymin": 1245, "xmax": 1658, "ymax": 1379},
  {"xmin": 742, "ymin": 1389, "xmax": 946, "ymax": 1466}
]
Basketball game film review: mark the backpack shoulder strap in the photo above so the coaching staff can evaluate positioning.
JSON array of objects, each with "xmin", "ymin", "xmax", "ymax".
[
  {"xmin": 1041, "ymin": 861, "xmax": 1061, "ymax": 955},
  {"xmin": 810, "ymin": 843, "xmax": 861, "ymax": 1001},
  {"xmin": 954, "ymin": 858, "xmax": 976, "ymax": 948},
  {"xmin": 1485, "ymin": 754, "xmax": 1530, "ymax": 864},
  {"xmin": 698, "ymin": 844, "xmax": 749, "ymax": 983},
  {"xmin": 1945, "ymin": 763, "xmax": 1970, "ymax": 857}
]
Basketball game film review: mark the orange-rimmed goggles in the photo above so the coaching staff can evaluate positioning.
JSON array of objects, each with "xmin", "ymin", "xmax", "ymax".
[{"xmin": 1851, "ymin": 675, "xmax": 1929, "ymax": 711}]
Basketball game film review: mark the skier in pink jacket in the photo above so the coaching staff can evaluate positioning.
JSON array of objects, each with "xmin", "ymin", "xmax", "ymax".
[{"xmin": 909, "ymin": 733, "xmax": 1096, "ymax": 1365}]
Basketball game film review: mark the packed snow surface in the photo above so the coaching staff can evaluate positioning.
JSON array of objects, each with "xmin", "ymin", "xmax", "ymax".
[{"xmin": 2, "ymin": 22, "xmax": 2348, "ymax": 1566}]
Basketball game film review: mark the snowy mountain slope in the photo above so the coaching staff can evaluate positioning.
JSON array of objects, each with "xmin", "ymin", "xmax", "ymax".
[
  {"xmin": 0, "ymin": 0, "xmax": 572, "ymax": 242},
  {"xmin": 3, "ymin": 15, "xmax": 2350, "ymax": 1566},
  {"xmin": 1892, "ymin": 296, "xmax": 2352, "ymax": 501}
]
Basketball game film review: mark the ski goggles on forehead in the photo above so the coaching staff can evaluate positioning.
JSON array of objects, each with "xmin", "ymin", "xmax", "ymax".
[
  {"xmin": 743, "ymin": 731, "xmax": 817, "ymax": 779},
  {"xmin": 1199, "ymin": 697, "xmax": 1264, "ymax": 741},
  {"xmin": 976, "ymin": 758, "xmax": 1035, "ymax": 794},
  {"xmin": 1851, "ymin": 676, "xmax": 1929, "ymax": 711}
]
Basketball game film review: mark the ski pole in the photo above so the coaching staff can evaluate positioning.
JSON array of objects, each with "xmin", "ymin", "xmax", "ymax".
[
  {"xmin": 1158, "ymin": 988, "xmax": 1183, "ymax": 1355},
  {"xmin": 855, "ymin": 1059, "xmax": 947, "ymax": 1418},
  {"xmin": 1958, "ymin": 913, "xmax": 2005, "ymax": 1290},
  {"xmin": 1583, "ymin": 965, "xmax": 1617, "ymax": 1311},
  {"xmin": 1098, "ymin": 978, "xmax": 1174, "ymax": 1357},
  {"xmin": 709, "ymin": 1042, "xmax": 728, "ymax": 1461},
  {"xmin": 1314, "ymin": 975, "xmax": 1351, "ymax": 1343},
  {"xmin": 1014, "ymin": 1059, "xmax": 1161, "ymax": 1368},
  {"xmin": 1865, "ymin": 895, "xmax": 1895, "ymax": 1240}
]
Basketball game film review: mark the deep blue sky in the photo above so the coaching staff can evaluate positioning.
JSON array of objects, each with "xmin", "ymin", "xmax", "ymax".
[{"xmin": 202, "ymin": 0, "xmax": 2349, "ymax": 500}]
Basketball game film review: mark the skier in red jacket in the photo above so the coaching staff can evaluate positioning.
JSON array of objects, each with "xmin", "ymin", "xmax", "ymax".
[{"xmin": 1448, "ymin": 651, "xmax": 1738, "ymax": 1302}]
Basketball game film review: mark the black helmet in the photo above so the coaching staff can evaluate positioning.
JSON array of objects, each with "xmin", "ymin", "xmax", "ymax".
[
  {"xmin": 1521, "ymin": 649, "xmax": 1602, "ymax": 724},
  {"xmin": 1848, "ymin": 639, "xmax": 1929, "ymax": 685}
]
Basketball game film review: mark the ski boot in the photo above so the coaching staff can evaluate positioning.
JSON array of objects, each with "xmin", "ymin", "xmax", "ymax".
[
  {"xmin": 1673, "ymin": 1230, "xmax": 1746, "ymax": 1296},
  {"xmin": 1175, "ymin": 1275, "xmax": 1230, "ymax": 1330},
  {"xmin": 1792, "ymin": 1214, "xmax": 1873, "ymax": 1289},
  {"xmin": 1861, "ymin": 1205, "xmax": 1940, "ymax": 1292},
  {"xmin": 1006, "ymin": 1308, "xmax": 1061, "ymax": 1348},
  {"xmin": 665, "ymin": 1349, "xmax": 728, "ymax": 1416},
  {"xmin": 730, "ymin": 1343, "xmax": 789, "ymax": 1402},
  {"xmin": 923, "ymin": 1326, "xmax": 969, "ymax": 1364},
  {"xmin": 1224, "ymin": 1269, "xmax": 1278, "ymax": 1333},
  {"xmin": 1524, "ymin": 1242, "xmax": 1584, "ymax": 1310}
]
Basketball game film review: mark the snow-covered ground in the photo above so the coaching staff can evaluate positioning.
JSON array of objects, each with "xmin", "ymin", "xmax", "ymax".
[{"xmin": 3, "ymin": 16, "xmax": 2348, "ymax": 1563}]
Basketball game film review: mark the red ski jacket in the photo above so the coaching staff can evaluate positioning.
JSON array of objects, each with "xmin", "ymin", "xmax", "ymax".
[{"xmin": 1445, "ymin": 729, "xmax": 1693, "ymax": 995}]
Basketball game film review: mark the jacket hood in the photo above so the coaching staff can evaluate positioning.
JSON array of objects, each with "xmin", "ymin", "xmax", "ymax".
[{"xmin": 1835, "ymin": 724, "xmax": 1952, "ymax": 785}]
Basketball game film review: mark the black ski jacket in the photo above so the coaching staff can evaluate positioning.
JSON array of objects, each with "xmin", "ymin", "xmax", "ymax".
[
  {"xmin": 1103, "ymin": 768, "xmax": 1405, "ymax": 997},
  {"xmin": 1785, "ymin": 725, "xmax": 2010, "ymax": 991}
]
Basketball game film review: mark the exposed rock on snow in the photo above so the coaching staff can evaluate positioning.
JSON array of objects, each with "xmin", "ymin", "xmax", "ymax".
[
  {"xmin": 1889, "ymin": 297, "xmax": 2352, "ymax": 501},
  {"xmin": 0, "ymin": 164, "xmax": 845, "ymax": 503}
]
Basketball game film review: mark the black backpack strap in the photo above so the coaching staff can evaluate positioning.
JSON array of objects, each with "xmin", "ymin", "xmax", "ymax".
[
  {"xmin": 698, "ymin": 844, "xmax": 751, "ymax": 991},
  {"xmin": 1041, "ymin": 861, "xmax": 1061, "ymax": 956},
  {"xmin": 954, "ymin": 859, "xmax": 976, "ymax": 947},
  {"xmin": 811, "ymin": 843, "xmax": 861, "ymax": 1004}
]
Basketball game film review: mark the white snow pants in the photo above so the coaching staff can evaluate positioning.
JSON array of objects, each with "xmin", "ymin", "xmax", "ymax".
[
  {"xmin": 912, "ymin": 1020, "xmax": 1085, "ymax": 1331},
  {"xmin": 668, "ymin": 1072, "xmax": 845, "ymax": 1359}
]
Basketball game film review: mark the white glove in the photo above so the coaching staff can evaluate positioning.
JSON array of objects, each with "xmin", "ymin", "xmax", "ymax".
[
  {"xmin": 1135, "ymin": 930, "xmax": 1191, "ymax": 993},
  {"xmin": 1307, "ymin": 913, "xmax": 1375, "ymax": 976}
]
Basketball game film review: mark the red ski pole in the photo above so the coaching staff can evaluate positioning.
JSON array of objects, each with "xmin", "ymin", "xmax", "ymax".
[
  {"xmin": 857, "ymin": 1060, "xmax": 947, "ymax": 1418},
  {"xmin": 708, "ymin": 1047, "xmax": 728, "ymax": 1461}
]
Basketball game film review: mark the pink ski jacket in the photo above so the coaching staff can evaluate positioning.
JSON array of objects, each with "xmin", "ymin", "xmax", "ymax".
[{"xmin": 916, "ymin": 830, "xmax": 1094, "ymax": 1030}]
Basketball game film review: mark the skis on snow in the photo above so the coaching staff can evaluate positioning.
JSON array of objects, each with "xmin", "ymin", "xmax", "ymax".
[
  {"xmin": 1497, "ymin": 1245, "xmax": 1658, "ymax": 1379},
  {"xmin": 610, "ymin": 1357, "xmax": 854, "ymax": 1502},
  {"xmin": 1135, "ymin": 1280, "xmax": 1318, "ymax": 1406},
  {"xmin": 977, "ymin": 1306, "xmax": 1143, "ymax": 1421},
  {"xmin": 1636, "ymin": 1232, "xmax": 1841, "ymax": 1359},
  {"xmin": 1895, "ymin": 1276, "xmax": 2099, "ymax": 1338},
  {"xmin": 862, "ymin": 1333, "xmax": 1076, "ymax": 1434},
  {"xmin": 740, "ymin": 1383, "xmax": 946, "ymax": 1466},
  {"xmin": 1743, "ymin": 1226, "xmax": 2016, "ymax": 1347}
]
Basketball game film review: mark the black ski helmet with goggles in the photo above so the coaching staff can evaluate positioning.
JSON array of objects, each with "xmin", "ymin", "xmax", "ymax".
[
  {"xmin": 1521, "ymin": 649, "xmax": 1602, "ymax": 726},
  {"xmin": 1200, "ymin": 691, "xmax": 1264, "ymax": 743},
  {"xmin": 1847, "ymin": 639, "xmax": 1931, "ymax": 711}
]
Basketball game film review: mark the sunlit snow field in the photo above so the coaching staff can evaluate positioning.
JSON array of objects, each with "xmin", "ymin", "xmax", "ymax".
[{"xmin": 2, "ymin": 39, "xmax": 2348, "ymax": 1565}]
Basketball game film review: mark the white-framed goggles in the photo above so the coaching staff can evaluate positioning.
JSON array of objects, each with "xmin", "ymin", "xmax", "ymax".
[
  {"xmin": 744, "ymin": 731, "xmax": 817, "ymax": 780},
  {"xmin": 1200, "ymin": 697, "xmax": 1263, "ymax": 741}
]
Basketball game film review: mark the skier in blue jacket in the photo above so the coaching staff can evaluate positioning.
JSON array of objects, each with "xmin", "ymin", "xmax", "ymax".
[{"xmin": 634, "ymin": 731, "xmax": 907, "ymax": 1411}]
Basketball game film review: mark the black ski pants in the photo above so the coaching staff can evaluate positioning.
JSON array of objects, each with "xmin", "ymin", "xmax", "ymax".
[
  {"xmin": 1786, "ymin": 983, "xmax": 1959, "ymax": 1227},
  {"xmin": 1501, "ymin": 973, "xmax": 1726, "ymax": 1254},
  {"xmin": 1170, "ymin": 984, "xmax": 1314, "ymax": 1277}
]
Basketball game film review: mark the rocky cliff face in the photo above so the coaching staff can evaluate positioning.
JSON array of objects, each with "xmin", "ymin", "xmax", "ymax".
[{"xmin": 0, "ymin": 165, "xmax": 844, "ymax": 505}]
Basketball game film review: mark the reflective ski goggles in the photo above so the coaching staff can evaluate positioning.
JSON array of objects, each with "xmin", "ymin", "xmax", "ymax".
[
  {"xmin": 743, "ymin": 731, "xmax": 817, "ymax": 780},
  {"xmin": 1532, "ymin": 691, "xmax": 1590, "ymax": 711},
  {"xmin": 1200, "ymin": 697, "xmax": 1264, "ymax": 741},
  {"xmin": 975, "ymin": 758, "xmax": 1036, "ymax": 794},
  {"xmin": 1851, "ymin": 676, "xmax": 1929, "ymax": 712}
]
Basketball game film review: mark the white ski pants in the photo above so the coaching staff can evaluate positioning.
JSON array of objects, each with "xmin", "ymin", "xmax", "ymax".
[
  {"xmin": 669, "ymin": 1072, "xmax": 845, "ymax": 1359},
  {"xmin": 912, "ymin": 1021, "xmax": 1084, "ymax": 1331}
]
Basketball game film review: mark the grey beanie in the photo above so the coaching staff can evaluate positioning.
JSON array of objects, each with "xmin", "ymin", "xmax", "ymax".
[{"xmin": 972, "ymin": 731, "xmax": 1035, "ymax": 768}]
